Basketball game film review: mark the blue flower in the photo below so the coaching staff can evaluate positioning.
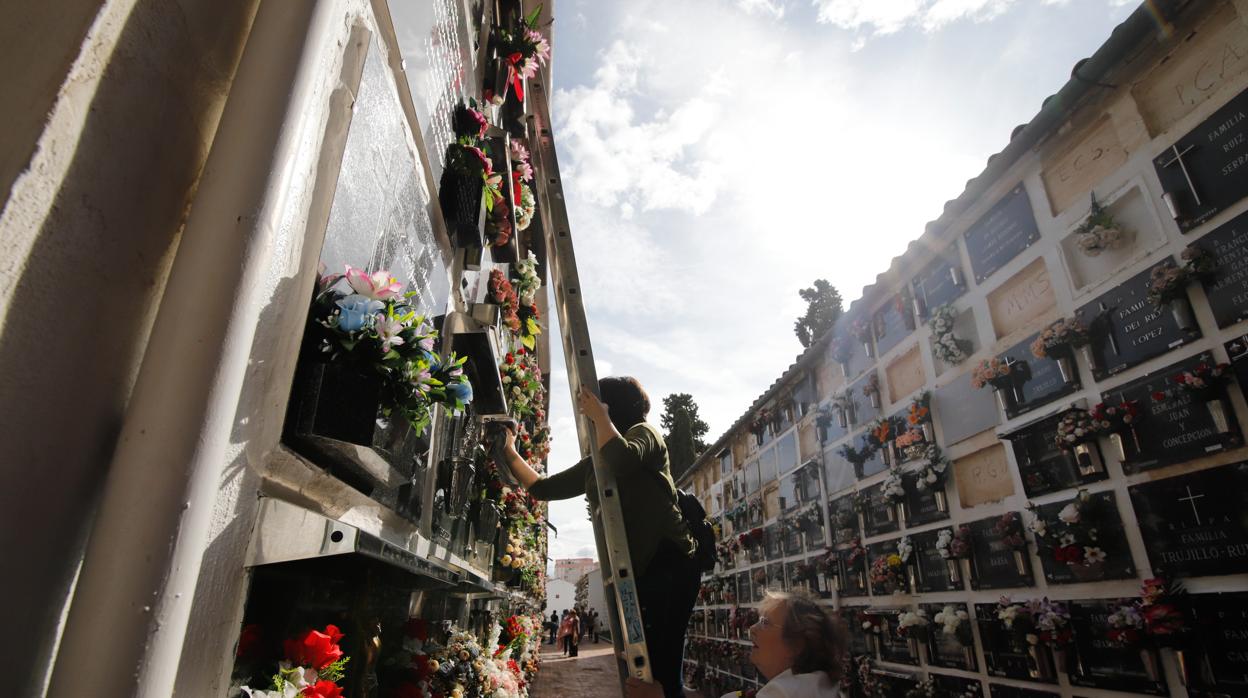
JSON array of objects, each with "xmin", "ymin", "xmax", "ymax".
[
  {"xmin": 335, "ymin": 294, "xmax": 384, "ymax": 332},
  {"xmin": 445, "ymin": 379, "xmax": 473, "ymax": 404}
]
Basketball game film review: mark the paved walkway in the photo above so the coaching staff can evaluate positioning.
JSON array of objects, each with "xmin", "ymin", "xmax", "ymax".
[{"xmin": 529, "ymin": 638, "xmax": 621, "ymax": 697}]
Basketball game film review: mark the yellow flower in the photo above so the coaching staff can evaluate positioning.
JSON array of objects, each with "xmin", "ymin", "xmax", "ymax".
[{"xmin": 887, "ymin": 554, "xmax": 902, "ymax": 567}]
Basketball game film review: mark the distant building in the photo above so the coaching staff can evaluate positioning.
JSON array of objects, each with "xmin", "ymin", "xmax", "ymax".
[
  {"xmin": 547, "ymin": 578, "xmax": 577, "ymax": 618},
  {"xmin": 573, "ymin": 563, "xmax": 611, "ymax": 640},
  {"xmin": 553, "ymin": 557, "xmax": 598, "ymax": 584}
]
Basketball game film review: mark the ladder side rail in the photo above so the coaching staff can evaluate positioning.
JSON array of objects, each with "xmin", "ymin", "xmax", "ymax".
[{"xmin": 525, "ymin": 72, "xmax": 654, "ymax": 687}]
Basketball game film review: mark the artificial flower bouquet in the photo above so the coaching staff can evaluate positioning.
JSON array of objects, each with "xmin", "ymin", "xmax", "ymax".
[{"xmin": 1027, "ymin": 489, "xmax": 1107, "ymax": 568}]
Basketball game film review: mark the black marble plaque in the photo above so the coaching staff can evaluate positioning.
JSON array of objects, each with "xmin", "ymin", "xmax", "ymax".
[
  {"xmin": 1226, "ymin": 333, "xmax": 1248, "ymax": 399},
  {"xmin": 766, "ymin": 562, "xmax": 784, "ymax": 590},
  {"xmin": 1076, "ymin": 261, "xmax": 1199, "ymax": 381},
  {"xmin": 824, "ymin": 447, "xmax": 857, "ymax": 495},
  {"xmin": 967, "ymin": 515, "xmax": 1035, "ymax": 590},
  {"xmin": 913, "ymin": 529, "xmax": 960, "ymax": 594},
  {"xmin": 874, "ymin": 294, "xmax": 915, "ymax": 357},
  {"xmin": 1068, "ymin": 599, "xmax": 1168, "ymax": 695},
  {"xmin": 843, "ymin": 608, "xmax": 872, "ymax": 655},
  {"xmin": 912, "ymin": 254, "xmax": 967, "ymax": 319},
  {"xmin": 764, "ymin": 524, "xmax": 782, "ymax": 560},
  {"xmin": 880, "ymin": 612, "xmax": 921, "ymax": 665},
  {"xmin": 736, "ymin": 571, "xmax": 751, "ymax": 605},
  {"xmin": 867, "ymin": 539, "xmax": 912, "ymax": 595},
  {"xmin": 828, "ymin": 495, "xmax": 860, "ymax": 546},
  {"xmin": 923, "ymin": 603, "xmax": 977, "ymax": 671},
  {"xmin": 999, "ymin": 334, "xmax": 1080, "ymax": 419},
  {"xmin": 1190, "ymin": 591, "xmax": 1248, "ymax": 695},
  {"xmin": 1033, "ymin": 491, "xmax": 1136, "ymax": 585},
  {"xmin": 932, "ymin": 674, "xmax": 982, "ymax": 697},
  {"xmin": 781, "ymin": 519, "xmax": 803, "ymax": 557},
  {"xmin": 1002, "ymin": 412, "xmax": 1106, "ymax": 498},
  {"xmin": 839, "ymin": 547, "xmax": 869, "ymax": 598},
  {"xmin": 987, "ymin": 685, "xmax": 1058, "ymax": 698},
  {"xmin": 1130, "ymin": 461, "xmax": 1248, "ymax": 578},
  {"xmin": 863, "ymin": 482, "xmax": 901, "ymax": 537},
  {"xmin": 903, "ymin": 471, "xmax": 950, "ymax": 527},
  {"xmin": 819, "ymin": 397, "xmax": 850, "ymax": 445},
  {"xmin": 1152, "ymin": 86, "xmax": 1248, "ymax": 233},
  {"xmin": 964, "ymin": 184, "xmax": 1041, "ymax": 284},
  {"xmin": 977, "ymin": 602, "xmax": 1055, "ymax": 683},
  {"xmin": 1194, "ymin": 209, "xmax": 1248, "ymax": 328},
  {"xmin": 1100, "ymin": 352, "xmax": 1243, "ymax": 473},
  {"xmin": 777, "ymin": 472, "xmax": 799, "ymax": 513},
  {"xmin": 848, "ymin": 371, "xmax": 881, "ymax": 426}
]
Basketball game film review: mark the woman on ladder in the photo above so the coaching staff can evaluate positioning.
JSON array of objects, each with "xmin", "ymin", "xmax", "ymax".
[{"xmin": 498, "ymin": 377, "xmax": 700, "ymax": 697}]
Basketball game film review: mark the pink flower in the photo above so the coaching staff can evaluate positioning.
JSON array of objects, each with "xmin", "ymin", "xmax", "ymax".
[
  {"xmin": 375, "ymin": 314, "xmax": 405, "ymax": 353},
  {"xmin": 344, "ymin": 265, "xmax": 403, "ymax": 301}
]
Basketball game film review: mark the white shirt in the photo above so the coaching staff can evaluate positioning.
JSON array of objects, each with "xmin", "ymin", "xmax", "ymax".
[{"xmin": 719, "ymin": 669, "xmax": 841, "ymax": 698}]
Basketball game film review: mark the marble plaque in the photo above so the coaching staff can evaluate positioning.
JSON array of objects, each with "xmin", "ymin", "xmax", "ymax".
[
  {"xmin": 1099, "ymin": 351, "xmax": 1242, "ymax": 473},
  {"xmin": 1032, "ymin": 492, "xmax": 1136, "ymax": 585},
  {"xmin": 875, "ymin": 294, "xmax": 916, "ymax": 357},
  {"xmin": 1153, "ymin": 86, "xmax": 1248, "ymax": 232},
  {"xmin": 736, "ymin": 571, "xmax": 751, "ymax": 605},
  {"xmin": 764, "ymin": 523, "xmax": 782, "ymax": 560},
  {"xmin": 1194, "ymin": 209, "xmax": 1248, "ymax": 327},
  {"xmin": 843, "ymin": 608, "xmax": 873, "ymax": 654},
  {"xmin": 831, "ymin": 325, "xmax": 876, "ymax": 380},
  {"xmin": 913, "ymin": 529, "xmax": 960, "ymax": 593},
  {"xmin": 827, "ymin": 495, "xmax": 859, "ymax": 546},
  {"xmin": 777, "ymin": 472, "xmax": 799, "ymax": 513},
  {"xmin": 1076, "ymin": 260, "xmax": 1198, "ymax": 380},
  {"xmin": 1189, "ymin": 591, "xmax": 1248, "ymax": 695},
  {"xmin": 886, "ymin": 345, "xmax": 926, "ymax": 403},
  {"xmin": 965, "ymin": 185, "xmax": 1042, "ymax": 284},
  {"xmin": 1132, "ymin": 5, "xmax": 1248, "ymax": 136},
  {"xmin": 932, "ymin": 674, "xmax": 982, "ymax": 697},
  {"xmin": 977, "ymin": 602, "xmax": 1054, "ymax": 684},
  {"xmin": 862, "ymin": 482, "xmax": 900, "ymax": 538},
  {"xmin": 954, "ymin": 445, "xmax": 1015, "ymax": 508},
  {"xmin": 967, "ymin": 514, "xmax": 1034, "ymax": 590},
  {"xmin": 1130, "ymin": 461, "xmax": 1248, "ymax": 578},
  {"xmin": 912, "ymin": 254, "xmax": 967, "ymax": 318},
  {"xmin": 1068, "ymin": 599, "xmax": 1169, "ymax": 695},
  {"xmin": 879, "ymin": 611, "xmax": 921, "ymax": 665},
  {"xmin": 988, "ymin": 258, "xmax": 1056, "ymax": 339},
  {"xmin": 839, "ymin": 548, "xmax": 869, "ymax": 598},
  {"xmin": 934, "ymin": 371, "xmax": 1000, "ymax": 446},
  {"xmin": 823, "ymin": 444, "xmax": 857, "ymax": 495},
  {"xmin": 1042, "ymin": 115, "xmax": 1131, "ymax": 214},
  {"xmin": 849, "ymin": 371, "xmax": 881, "ymax": 426},
  {"xmin": 987, "ymin": 686, "xmax": 1058, "ymax": 698},
  {"xmin": 923, "ymin": 603, "xmax": 977, "ymax": 671},
  {"xmin": 1002, "ymin": 412, "xmax": 1107, "ymax": 498},
  {"xmin": 903, "ymin": 471, "xmax": 950, "ymax": 528},
  {"xmin": 867, "ymin": 539, "xmax": 911, "ymax": 595},
  {"xmin": 999, "ymin": 333, "xmax": 1081, "ymax": 419},
  {"xmin": 857, "ymin": 431, "xmax": 889, "ymax": 480},
  {"xmin": 1227, "ymin": 332, "xmax": 1248, "ymax": 397}
]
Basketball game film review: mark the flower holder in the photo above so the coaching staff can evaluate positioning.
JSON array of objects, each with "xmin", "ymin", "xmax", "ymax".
[
  {"xmin": 1206, "ymin": 397, "xmax": 1231, "ymax": 434},
  {"xmin": 907, "ymin": 638, "xmax": 921, "ymax": 659},
  {"xmin": 992, "ymin": 386, "xmax": 1014, "ymax": 412},
  {"xmin": 438, "ymin": 165, "xmax": 486, "ymax": 250},
  {"xmin": 1027, "ymin": 644, "xmax": 1053, "ymax": 680},
  {"xmin": 949, "ymin": 266, "xmax": 964, "ymax": 287},
  {"xmin": 837, "ymin": 409, "xmax": 849, "ymax": 429},
  {"xmin": 840, "ymin": 361, "xmax": 851, "ymax": 377},
  {"xmin": 934, "ymin": 489, "xmax": 948, "ymax": 513},
  {"xmin": 897, "ymin": 502, "xmax": 907, "ymax": 528},
  {"xmin": 869, "ymin": 392, "xmax": 882, "ymax": 409},
  {"xmin": 1056, "ymin": 355, "xmax": 1076, "ymax": 385},
  {"xmin": 1079, "ymin": 344, "xmax": 1097, "ymax": 371},
  {"xmin": 1140, "ymin": 648, "xmax": 1162, "ymax": 682},
  {"xmin": 477, "ymin": 501, "xmax": 500, "ymax": 539},
  {"xmin": 1013, "ymin": 550, "xmax": 1028, "ymax": 576},
  {"xmin": 880, "ymin": 445, "xmax": 892, "ymax": 466},
  {"xmin": 885, "ymin": 504, "xmax": 897, "ymax": 523},
  {"xmin": 1110, "ymin": 428, "xmax": 1140, "ymax": 462},
  {"xmin": 945, "ymin": 559, "xmax": 961, "ymax": 583},
  {"xmin": 1170, "ymin": 297, "xmax": 1198, "ymax": 332},
  {"xmin": 1072, "ymin": 442, "xmax": 1103, "ymax": 476},
  {"xmin": 921, "ymin": 422, "xmax": 935, "ymax": 442},
  {"xmin": 864, "ymin": 341, "xmax": 875, "ymax": 358},
  {"xmin": 501, "ymin": 76, "xmax": 528, "ymax": 138},
  {"xmin": 906, "ymin": 564, "xmax": 917, "ymax": 592}
]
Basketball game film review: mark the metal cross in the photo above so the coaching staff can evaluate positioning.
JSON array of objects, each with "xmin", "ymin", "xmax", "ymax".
[
  {"xmin": 1098, "ymin": 301, "xmax": 1120, "ymax": 356},
  {"xmin": 1160, "ymin": 143, "xmax": 1203, "ymax": 206},
  {"xmin": 1178, "ymin": 485, "xmax": 1206, "ymax": 525}
]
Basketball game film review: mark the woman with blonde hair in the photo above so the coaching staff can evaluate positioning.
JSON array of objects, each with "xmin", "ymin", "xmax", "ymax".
[{"xmin": 627, "ymin": 589, "xmax": 845, "ymax": 697}]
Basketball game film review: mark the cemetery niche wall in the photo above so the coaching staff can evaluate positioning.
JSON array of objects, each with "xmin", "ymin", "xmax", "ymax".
[{"xmin": 679, "ymin": 7, "xmax": 1248, "ymax": 698}]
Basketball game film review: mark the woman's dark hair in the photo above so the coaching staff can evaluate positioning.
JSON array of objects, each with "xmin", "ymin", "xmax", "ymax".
[
  {"xmin": 765, "ymin": 590, "xmax": 847, "ymax": 680},
  {"xmin": 598, "ymin": 376, "xmax": 650, "ymax": 433}
]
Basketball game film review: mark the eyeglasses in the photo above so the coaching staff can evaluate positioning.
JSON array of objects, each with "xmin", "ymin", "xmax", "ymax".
[{"xmin": 754, "ymin": 615, "xmax": 783, "ymax": 631}]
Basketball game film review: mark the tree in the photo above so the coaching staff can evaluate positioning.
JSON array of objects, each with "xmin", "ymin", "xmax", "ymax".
[
  {"xmin": 660, "ymin": 393, "xmax": 710, "ymax": 480},
  {"xmin": 794, "ymin": 278, "xmax": 844, "ymax": 348}
]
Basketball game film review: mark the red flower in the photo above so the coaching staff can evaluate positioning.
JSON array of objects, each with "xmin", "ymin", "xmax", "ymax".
[
  {"xmin": 1152, "ymin": 391, "xmax": 1167, "ymax": 403},
  {"xmin": 302, "ymin": 680, "xmax": 344, "ymax": 698},
  {"xmin": 1143, "ymin": 604, "xmax": 1185, "ymax": 635},
  {"xmin": 236, "ymin": 624, "xmax": 264, "ymax": 660},
  {"xmin": 284, "ymin": 626, "xmax": 344, "ymax": 671},
  {"xmin": 505, "ymin": 353, "xmax": 515, "ymax": 364},
  {"xmin": 1054, "ymin": 545, "xmax": 1084, "ymax": 564}
]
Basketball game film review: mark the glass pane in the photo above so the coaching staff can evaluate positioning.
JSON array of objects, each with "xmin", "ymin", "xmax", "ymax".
[
  {"xmin": 745, "ymin": 459, "xmax": 761, "ymax": 493},
  {"xmin": 776, "ymin": 433, "xmax": 798, "ymax": 474},
  {"xmin": 760, "ymin": 447, "xmax": 778, "ymax": 482},
  {"xmin": 777, "ymin": 473, "xmax": 798, "ymax": 512}
]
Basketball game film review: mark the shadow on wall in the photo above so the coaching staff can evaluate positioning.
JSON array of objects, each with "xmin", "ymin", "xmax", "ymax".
[{"xmin": 0, "ymin": 1, "xmax": 259, "ymax": 694}]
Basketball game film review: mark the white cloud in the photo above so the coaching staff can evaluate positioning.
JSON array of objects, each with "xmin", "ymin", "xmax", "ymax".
[
  {"xmin": 811, "ymin": 0, "xmax": 1075, "ymax": 36},
  {"xmin": 737, "ymin": 0, "xmax": 787, "ymax": 18}
]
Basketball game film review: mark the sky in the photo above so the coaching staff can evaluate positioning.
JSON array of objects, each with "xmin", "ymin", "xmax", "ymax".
[{"xmin": 537, "ymin": 0, "xmax": 1140, "ymax": 567}]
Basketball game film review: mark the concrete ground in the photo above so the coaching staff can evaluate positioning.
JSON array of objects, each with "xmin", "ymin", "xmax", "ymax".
[{"xmin": 529, "ymin": 637, "xmax": 622, "ymax": 697}]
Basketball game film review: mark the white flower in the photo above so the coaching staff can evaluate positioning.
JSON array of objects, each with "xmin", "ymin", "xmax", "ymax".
[
  {"xmin": 1059, "ymin": 533, "xmax": 1076, "ymax": 547},
  {"xmin": 1083, "ymin": 546, "xmax": 1107, "ymax": 564},
  {"xmin": 1058, "ymin": 503, "xmax": 1081, "ymax": 524},
  {"xmin": 374, "ymin": 314, "xmax": 406, "ymax": 352},
  {"xmin": 1025, "ymin": 633, "xmax": 1040, "ymax": 645},
  {"xmin": 1028, "ymin": 519, "xmax": 1047, "ymax": 537}
]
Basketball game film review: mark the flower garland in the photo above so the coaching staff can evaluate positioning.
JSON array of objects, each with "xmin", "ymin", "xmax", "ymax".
[
  {"xmin": 1074, "ymin": 195, "xmax": 1127, "ymax": 257},
  {"xmin": 1158, "ymin": 360, "xmax": 1232, "ymax": 401},
  {"xmin": 511, "ymin": 252, "xmax": 543, "ymax": 350},
  {"xmin": 1147, "ymin": 247, "xmax": 1216, "ymax": 307},
  {"xmin": 1026, "ymin": 489, "xmax": 1107, "ymax": 567},
  {"xmin": 838, "ymin": 442, "xmax": 875, "ymax": 474},
  {"xmin": 308, "ymin": 265, "xmax": 472, "ymax": 435},
  {"xmin": 935, "ymin": 525, "xmax": 972, "ymax": 560},
  {"xmin": 1106, "ymin": 576, "xmax": 1190, "ymax": 648},
  {"xmin": 1030, "ymin": 317, "xmax": 1090, "ymax": 359},
  {"xmin": 499, "ymin": 348, "xmax": 545, "ymax": 422},
  {"xmin": 894, "ymin": 429, "xmax": 926, "ymax": 461},
  {"xmin": 866, "ymin": 416, "xmax": 893, "ymax": 451},
  {"xmin": 970, "ymin": 357, "xmax": 1013, "ymax": 390},
  {"xmin": 489, "ymin": 268, "xmax": 522, "ymax": 333},
  {"xmin": 929, "ymin": 304, "xmax": 971, "ymax": 365},
  {"xmin": 239, "ymin": 625, "xmax": 350, "ymax": 698}
]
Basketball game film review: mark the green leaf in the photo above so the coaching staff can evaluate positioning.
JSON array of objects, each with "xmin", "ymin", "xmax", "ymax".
[{"xmin": 525, "ymin": 4, "xmax": 542, "ymax": 27}]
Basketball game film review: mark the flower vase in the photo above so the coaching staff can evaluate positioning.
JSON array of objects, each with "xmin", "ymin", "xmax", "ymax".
[
  {"xmin": 831, "ymin": 571, "xmax": 841, "ymax": 592},
  {"xmin": 950, "ymin": 266, "xmax": 964, "ymax": 287},
  {"xmin": 437, "ymin": 165, "xmax": 486, "ymax": 249},
  {"xmin": 906, "ymin": 564, "xmax": 917, "ymax": 592},
  {"xmin": 1053, "ymin": 647, "xmax": 1069, "ymax": 674},
  {"xmin": 934, "ymin": 489, "xmax": 948, "ymax": 512},
  {"xmin": 1073, "ymin": 442, "xmax": 1103, "ymax": 476},
  {"xmin": 921, "ymin": 422, "xmax": 935, "ymax": 442},
  {"xmin": 1170, "ymin": 296, "xmax": 1198, "ymax": 332},
  {"xmin": 1056, "ymin": 355, "xmax": 1076, "ymax": 385},
  {"xmin": 907, "ymin": 638, "xmax": 920, "ymax": 659},
  {"xmin": 1012, "ymin": 549, "xmax": 1028, "ymax": 575},
  {"xmin": 1027, "ymin": 645, "xmax": 1053, "ymax": 679},
  {"xmin": 1173, "ymin": 648, "xmax": 1193, "ymax": 686},
  {"xmin": 964, "ymin": 647, "xmax": 976, "ymax": 667},
  {"xmin": 881, "ymin": 445, "xmax": 892, "ymax": 466},
  {"xmin": 864, "ymin": 341, "xmax": 875, "ymax": 358},
  {"xmin": 885, "ymin": 504, "xmax": 897, "ymax": 523},
  {"xmin": 840, "ymin": 361, "xmax": 851, "ymax": 377},
  {"xmin": 869, "ymin": 392, "xmax": 882, "ymax": 409},
  {"xmin": 1206, "ymin": 398, "xmax": 1231, "ymax": 434},
  {"xmin": 897, "ymin": 501, "xmax": 908, "ymax": 528},
  {"xmin": 1010, "ymin": 383, "xmax": 1026, "ymax": 407},
  {"xmin": 837, "ymin": 409, "xmax": 849, "ymax": 429},
  {"xmin": 993, "ymin": 387, "xmax": 1011, "ymax": 412},
  {"xmin": 946, "ymin": 559, "xmax": 962, "ymax": 583},
  {"xmin": 1110, "ymin": 428, "xmax": 1140, "ymax": 462},
  {"xmin": 868, "ymin": 634, "xmax": 881, "ymax": 656},
  {"xmin": 1140, "ymin": 648, "xmax": 1162, "ymax": 682},
  {"xmin": 1078, "ymin": 343, "xmax": 1097, "ymax": 371}
]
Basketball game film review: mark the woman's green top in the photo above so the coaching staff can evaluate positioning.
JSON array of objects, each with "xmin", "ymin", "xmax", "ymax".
[{"xmin": 527, "ymin": 422, "xmax": 695, "ymax": 576}]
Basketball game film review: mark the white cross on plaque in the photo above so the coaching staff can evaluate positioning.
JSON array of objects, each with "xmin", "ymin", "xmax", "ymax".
[
  {"xmin": 1160, "ymin": 143, "xmax": 1204, "ymax": 206},
  {"xmin": 1178, "ymin": 485, "xmax": 1206, "ymax": 525}
]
